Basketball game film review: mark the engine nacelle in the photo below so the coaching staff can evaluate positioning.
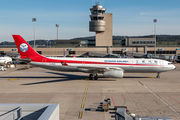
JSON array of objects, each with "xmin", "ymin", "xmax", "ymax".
[{"xmin": 103, "ymin": 70, "xmax": 124, "ymax": 78}]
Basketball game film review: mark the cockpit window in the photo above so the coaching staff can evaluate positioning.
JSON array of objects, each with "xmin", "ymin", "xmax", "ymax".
[{"xmin": 168, "ymin": 63, "xmax": 172, "ymax": 65}]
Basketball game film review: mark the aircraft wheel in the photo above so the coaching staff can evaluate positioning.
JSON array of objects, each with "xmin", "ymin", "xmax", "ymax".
[
  {"xmin": 156, "ymin": 75, "xmax": 160, "ymax": 79},
  {"xmin": 156, "ymin": 73, "xmax": 160, "ymax": 79},
  {"xmin": 94, "ymin": 74, "xmax": 98, "ymax": 80},
  {"xmin": 89, "ymin": 74, "xmax": 93, "ymax": 80}
]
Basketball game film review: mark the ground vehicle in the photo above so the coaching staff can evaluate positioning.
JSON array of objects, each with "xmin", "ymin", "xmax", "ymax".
[{"xmin": 0, "ymin": 66, "xmax": 6, "ymax": 71}]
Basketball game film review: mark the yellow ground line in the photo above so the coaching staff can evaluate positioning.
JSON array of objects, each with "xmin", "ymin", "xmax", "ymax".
[
  {"xmin": 146, "ymin": 76, "xmax": 155, "ymax": 78},
  {"xmin": 84, "ymin": 78, "xmax": 89, "ymax": 80},
  {"xmin": 85, "ymin": 87, "xmax": 88, "ymax": 90},
  {"xmin": 0, "ymin": 81, "xmax": 9, "ymax": 85},
  {"xmin": 81, "ymin": 103, "xmax": 84, "ymax": 109},
  {"xmin": 84, "ymin": 92, "xmax": 87, "ymax": 95},
  {"xmin": 78, "ymin": 112, "xmax": 82, "ymax": 119},
  {"xmin": 86, "ymin": 84, "xmax": 88, "ymax": 86},
  {"xmin": 9, "ymin": 78, "xmax": 18, "ymax": 81},
  {"xmin": 83, "ymin": 97, "xmax": 86, "ymax": 101},
  {"xmin": 87, "ymin": 81, "xmax": 89, "ymax": 83}
]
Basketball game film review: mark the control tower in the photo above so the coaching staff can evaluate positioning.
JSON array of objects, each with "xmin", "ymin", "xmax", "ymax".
[{"xmin": 89, "ymin": 2, "xmax": 112, "ymax": 47}]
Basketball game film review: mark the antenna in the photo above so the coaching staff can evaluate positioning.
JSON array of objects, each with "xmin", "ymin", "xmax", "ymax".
[{"xmin": 96, "ymin": 2, "xmax": 100, "ymax": 5}]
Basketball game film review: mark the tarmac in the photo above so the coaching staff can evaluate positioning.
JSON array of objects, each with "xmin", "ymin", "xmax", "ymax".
[{"xmin": 0, "ymin": 64, "xmax": 180, "ymax": 120}]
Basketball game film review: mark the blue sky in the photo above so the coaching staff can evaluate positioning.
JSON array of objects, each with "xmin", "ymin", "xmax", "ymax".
[{"xmin": 0, "ymin": 0, "xmax": 180, "ymax": 42}]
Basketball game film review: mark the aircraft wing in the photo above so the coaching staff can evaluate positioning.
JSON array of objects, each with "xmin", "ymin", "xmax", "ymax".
[
  {"xmin": 13, "ymin": 57, "xmax": 31, "ymax": 63},
  {"xmin": 77, "ymin": 66, "xmax": 124, "ymax": 72}
]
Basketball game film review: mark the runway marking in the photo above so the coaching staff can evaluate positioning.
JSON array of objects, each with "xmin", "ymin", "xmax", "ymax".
[
  {"xmin": 139, "ymin": 81, "xmax": 180, "ymax": 116},
  {"xmin": 146, "ymin": 76, "xmax": 154, "ymax": 78},
  {"xmin": 83, "ymin": 97, "xmax": 86, "ymax": 101},
  {"xmin": 9, "ymin": 78, "xmax": 18, "ymax": 81},
  {"xmin": 81, "ymin": 103, "xmax": 84, "ymax": 109},
  {"xmin": 111, "ymin": 96, "xmax": 115, "ymax": 107},
  {"xmin": 0, "ymin": 81, "xmax": 9, "ymax": 85},
  {"xmin": 169, "ymin": 96, "xmax": 180, "ymax": 104},
  {"xmin": 78, "ymin": 112, "xmax": 83, "ymax": 119},
  {"xmin": 139, "ymin": 81, "xmax": 143, "ymax": 85},
  {"xmin": 78, "ymin": 80, "xmax": 89, "ymax": 119}
]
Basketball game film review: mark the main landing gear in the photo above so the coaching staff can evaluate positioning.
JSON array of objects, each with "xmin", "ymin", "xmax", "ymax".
[
  {"xmin": 156, "ymin": 73, "xmax": 160, "ymax": 79},
  {"xmin": 89, "ymin": 74, "xmax": 98, "ymax": 80}
]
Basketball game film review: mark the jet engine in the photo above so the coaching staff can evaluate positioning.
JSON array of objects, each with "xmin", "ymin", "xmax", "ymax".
[{"xmin": 103, "ymin": 70, "xmax": 124, "ymax": 78}]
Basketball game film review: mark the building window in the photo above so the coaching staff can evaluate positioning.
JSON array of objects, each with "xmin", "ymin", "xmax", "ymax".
[
  {"xmin": 113, "ymin": 51, "xmax": 122, "ymax": 54},
  {"xmin": 37, "ymin": 51, "xmax": 42, "ymax": 54},
  {"xmin": 147, "ymin": 51, "xmax": 176, "ymax": 54},
  {"xmin": 132, "ymin": 41, "xmax": 155, "ymax": 44},
  {"xmin": 69, "ymin": 51, "xmax": 76, "ymax": 55}
]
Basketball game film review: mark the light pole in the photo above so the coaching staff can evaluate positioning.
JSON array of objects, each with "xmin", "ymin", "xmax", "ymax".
[
  {"xmin": 56, "ymin": 24, "xmax": 59, "ymax": 40},
  {"xmin": 153, "ymin": 19, "xmax": 157, "ymax": 56},
  {"xmin": 32, "ymin": 18, "xmax": 36, "ymax": 50},
  {"xmin": 47, "ymin": 40, "xmax": 48, "ymax": 48}
]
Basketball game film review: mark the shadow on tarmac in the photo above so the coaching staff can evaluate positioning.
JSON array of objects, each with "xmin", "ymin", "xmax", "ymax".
[
  {"xmin": 85, "ymin": 102, "xmax": 116, "ymax": 119},
  {"xmin": 85, "ymin": 102, "xmax": 104, "ymax": 112},
  {"xmin": 22, "ymin": 72, "xmax": 86, "ymax": 85},
  {"xmin": 0, "ymin": 71, "xmax": 150, "ymax": 85}
]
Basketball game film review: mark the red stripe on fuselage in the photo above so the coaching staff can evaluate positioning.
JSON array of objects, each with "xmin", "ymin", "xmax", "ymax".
[{"xmin": 32, "ymin": 58, "xmax": 160, "ymax": 67}]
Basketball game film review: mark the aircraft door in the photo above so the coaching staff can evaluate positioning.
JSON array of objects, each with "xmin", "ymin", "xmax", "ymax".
[
  {"xmin": 160, "ymin": 61, "xmax": 164, "ymax": 67},
  {"xmin": 42, "ymin": 58, "xmax": 47, "ymax": 65},
  {"xmin": 129, "ymin": 60, "xmax": 133, "ymax": 67},
  {"xmin": 82, "ymin": 61, "xmax": 85, "ymax": 66}
]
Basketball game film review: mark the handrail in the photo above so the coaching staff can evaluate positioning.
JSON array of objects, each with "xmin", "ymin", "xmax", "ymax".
[{"xmin": 4, "ymin": 106, "xmax": 21, "ymax": 120}]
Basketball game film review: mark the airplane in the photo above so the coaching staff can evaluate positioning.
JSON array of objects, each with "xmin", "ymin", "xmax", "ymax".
[
  {"xmin": 12, "ymin": 35, "xmax": 176, "ymax": 80},
  {"xmin": 0, "ymin": 56, "xmax": 12, "ymax": 65}
]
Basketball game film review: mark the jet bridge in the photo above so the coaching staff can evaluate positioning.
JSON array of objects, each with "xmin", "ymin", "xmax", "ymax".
[
  {"xmin": 115, "ymin": 106, "xmax": 173, "ymax": 120},
  {"xmin": 0, "ymin": 104, "xmax": 59, "ymax": 120}
]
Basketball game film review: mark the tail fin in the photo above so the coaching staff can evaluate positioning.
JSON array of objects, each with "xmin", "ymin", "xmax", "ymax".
[{"xmin": 12, "ymin": 35, "xmax": 44, "ymax": 61}]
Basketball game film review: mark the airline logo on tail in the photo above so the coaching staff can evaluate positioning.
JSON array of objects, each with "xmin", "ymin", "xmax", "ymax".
[{"xmin": 19, "ymin": 43, "xmax": 28, "ymax": 52}]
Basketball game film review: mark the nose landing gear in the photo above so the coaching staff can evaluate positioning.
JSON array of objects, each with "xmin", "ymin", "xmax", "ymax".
[{"xmin": 156, "ymin": 73, "xmax": 160, "ymax": 79}]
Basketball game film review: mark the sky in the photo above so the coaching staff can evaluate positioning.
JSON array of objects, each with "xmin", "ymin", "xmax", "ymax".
[{"xmin": 0, "ymin": 0, "xmax": 180, "ymax": 42}]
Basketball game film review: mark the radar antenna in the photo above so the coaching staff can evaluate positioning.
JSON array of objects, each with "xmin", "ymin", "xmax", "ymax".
[{"xmin": 96, "ymin": 2, "xmax": 100, "ymax": 5}]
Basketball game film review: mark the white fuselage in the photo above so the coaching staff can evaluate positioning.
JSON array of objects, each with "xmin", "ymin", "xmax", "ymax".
[
  {"xmin": 30, "ymin": 57, "xmax": 176, "ymax": 74},
  {"xmin": 0, "ymin": 57, "xmax": 12, "ymax": 65}
]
